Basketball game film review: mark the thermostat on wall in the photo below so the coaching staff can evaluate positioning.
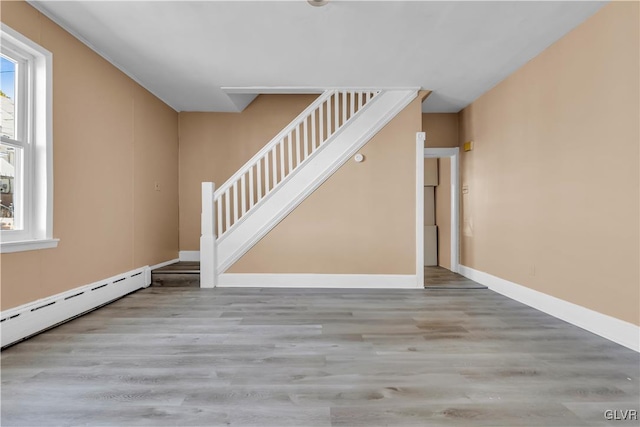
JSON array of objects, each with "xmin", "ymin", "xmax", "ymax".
[{"xmin": 354, "ymin": 153, "xmax": 364, "ymax": 163}]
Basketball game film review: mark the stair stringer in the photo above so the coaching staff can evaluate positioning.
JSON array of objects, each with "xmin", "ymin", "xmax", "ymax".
[{"xmin": 216, "ymin": 89, "xmax": 418, "ymax": 274}]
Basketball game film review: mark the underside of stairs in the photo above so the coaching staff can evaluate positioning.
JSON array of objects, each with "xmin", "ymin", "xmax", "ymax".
[{"xmin": 200, "ymin": 88, "xmax": 418, "ymax": 287}]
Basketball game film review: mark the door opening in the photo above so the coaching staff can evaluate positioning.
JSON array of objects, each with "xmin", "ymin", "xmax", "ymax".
[{"xmin": 415, "ymin": 133, "xmax": 461, "ymax": 287}]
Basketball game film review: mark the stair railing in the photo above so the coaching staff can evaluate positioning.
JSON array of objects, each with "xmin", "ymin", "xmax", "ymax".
[{"xmin": 212, "ymin": 89, "xmax": 381, "ymax": 240}]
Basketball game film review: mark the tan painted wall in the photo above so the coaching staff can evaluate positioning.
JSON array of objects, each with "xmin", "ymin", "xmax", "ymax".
[
  {"xmin": 178, "ymin": 94, "xmax": 318, "ymax": 250},
  {"xmin": 0, "ymin": 1, "xmax": 179, "ymax": 310},
  {"xmin": 422, "ymin": 113, "xmax": 458, "ymax": 270},
  {"xmin": 422, "ymin": 113, "xmax": 459, "ymax": 148},
  {"xmin": 435, "ymin": 158, "xmax": 451, "ymax": 270},
  {"xmin": 458, "ymin": 2, "xmax": 639, "ymax": 325}
]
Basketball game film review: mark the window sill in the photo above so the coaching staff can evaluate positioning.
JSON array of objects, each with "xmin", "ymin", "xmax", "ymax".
[{"xmin": 0, "ymin": 238, "xmax": 59, "ymax": 253}]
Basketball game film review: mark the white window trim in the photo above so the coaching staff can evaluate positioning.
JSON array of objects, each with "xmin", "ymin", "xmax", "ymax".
[{"xmin": 0, "ymin": 24, "xmax": 57, "ymax": 253}]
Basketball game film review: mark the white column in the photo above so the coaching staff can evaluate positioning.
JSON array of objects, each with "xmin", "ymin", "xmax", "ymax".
[
  {"xmin": 415, "ymin": 132, "xmax": 426, "ymax": 288},
  {"xmin": 200, "ymin": 182, "xmax": 217, "ymax": 288}
]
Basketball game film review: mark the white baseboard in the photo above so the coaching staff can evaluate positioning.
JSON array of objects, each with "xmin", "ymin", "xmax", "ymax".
[
  {"xmin": 458, "ymin": 265, "xmax": 640, "ymax": 352},
  {"xmin": 1, "ymin": 266, "xmax": 151, "ymax": 348},
  {"xmin": 181, "ymin": 250, "xmax": 418, "ymax": 288},
  {"xmin": 218, "ymin": 273, "xmax": 420, "ymax": 289},
  {"xmin": 149, "ymin": 258, "xmax": 179, "ymax": 270},
  {"xmin": 179, "ymin": 251, "xmax": 200, "ymax": 262}
]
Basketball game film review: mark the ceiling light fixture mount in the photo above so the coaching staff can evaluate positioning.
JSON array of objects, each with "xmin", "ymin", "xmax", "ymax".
[{"xmin": 307, "ymin": 0, "xmax": 328, "ymax": 7}]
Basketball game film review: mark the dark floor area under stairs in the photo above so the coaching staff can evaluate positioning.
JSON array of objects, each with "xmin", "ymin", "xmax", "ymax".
[
  {"xmin": 151, "ymin": 262, "xmax": 200, "ymax": 287},
  {"xmin": 152, "ymin": 263, "xmax": 488, "ymax": 290}
]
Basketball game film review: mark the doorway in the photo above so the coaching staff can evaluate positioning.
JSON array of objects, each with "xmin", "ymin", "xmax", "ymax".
[{"xmin": 416, "ymin": 133, "xmax": 463, "ymax": 287}]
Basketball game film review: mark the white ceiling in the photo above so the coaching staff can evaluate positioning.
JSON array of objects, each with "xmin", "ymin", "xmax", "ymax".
[{"xmin": 28, "ymin": 0, "xmax": 606, "ymax": 112}]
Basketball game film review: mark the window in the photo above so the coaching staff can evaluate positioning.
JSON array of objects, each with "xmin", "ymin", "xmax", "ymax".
[
  {"xmin": 0, "ymin": 24, "xmax": 56, "ymax": 253},
  {"xmin": 1, "ymin": 48, "xmax": 22, "ymax": 231}
]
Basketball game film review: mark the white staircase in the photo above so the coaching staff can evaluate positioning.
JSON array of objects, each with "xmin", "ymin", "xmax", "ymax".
[{"xmin": 201, "ymin": 89, "xmax": 417, "ymax": 286}]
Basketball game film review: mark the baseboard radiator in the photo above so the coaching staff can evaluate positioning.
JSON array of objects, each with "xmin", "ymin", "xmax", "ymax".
[{"xmin": 1, "ymin": 266, "xmax": 152, "ymax": 348}]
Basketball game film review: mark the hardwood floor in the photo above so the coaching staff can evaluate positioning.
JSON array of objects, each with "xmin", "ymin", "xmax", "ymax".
[{"xmin": 2, "ymin": 285, "xmax": 638, "ymax": 426}]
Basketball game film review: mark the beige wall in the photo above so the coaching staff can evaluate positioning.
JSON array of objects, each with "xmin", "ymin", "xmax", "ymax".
[
  {"xmin": 458, "ymin": 2, "xmax": 639, "ymax": 325},
  {"xmin": 0, "ymin": 1, "xmax": 179, "ymax": 310},
  {"xmin": 422, "ymin": 113, "xmax": 459, "ymax": 148},
  {"xmin": 180, "ymin": 94, "xmax": 424, "ymax": 274}
]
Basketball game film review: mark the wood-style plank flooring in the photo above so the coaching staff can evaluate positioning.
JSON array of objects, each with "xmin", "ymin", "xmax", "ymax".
[{"xmin": 2, "ymin": 285, "xmax": 639, "ymax": 426}]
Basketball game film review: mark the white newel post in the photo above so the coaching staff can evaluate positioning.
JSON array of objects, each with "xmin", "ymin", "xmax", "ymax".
[{"xmin": 200, "ymin": 182, "xmax": 217, "ymax": 288}]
